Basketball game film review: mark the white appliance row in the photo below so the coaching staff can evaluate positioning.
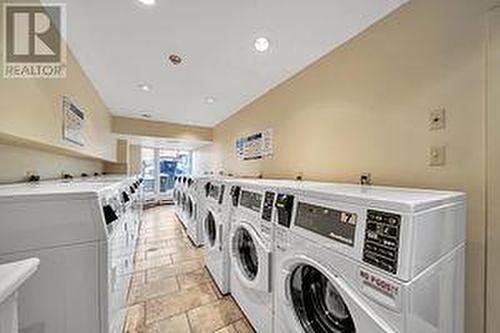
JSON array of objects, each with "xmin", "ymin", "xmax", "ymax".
[
  {"xmin": 0, "ymin": 175, "xmax": 144, "ymax": 333},
  {"xmin": 173, "ymin": 175, "xmax": 208, "ymax": 247},
  {"xmin": 174, "ymin": 177, "xmax": 466, "ymax": 333}
]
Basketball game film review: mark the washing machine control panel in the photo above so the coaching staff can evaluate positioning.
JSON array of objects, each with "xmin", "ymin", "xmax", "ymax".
[
  {"xmin": 230, "ymin": 186, "xmax": 241, "ymax": 207},
  {"xmin": 275, "ymin": 194, "xmax": 295, "ymax": 228},
  {"xmin": 240, "ymin": 190, "xmax": 262, "ymax": 213},
  {"xmin": 218, "ymin": 185, "xmax": 225, "ymax": 204},
  {"xmin": 362, "ymin": 210, "xmax": 401, "ymax": 274},
  {"xmin": 294, "ymin": 202, "xmax": 357, "ymax": 247},
  {"xmin": 261, "ymin": 191, "xmax": 276, "ymax": 222}
]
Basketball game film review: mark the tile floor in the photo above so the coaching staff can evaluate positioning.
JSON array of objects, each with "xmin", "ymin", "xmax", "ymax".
[{"xmin": 123, "ymin": 205, "xmax": 254, "ymax": 333}]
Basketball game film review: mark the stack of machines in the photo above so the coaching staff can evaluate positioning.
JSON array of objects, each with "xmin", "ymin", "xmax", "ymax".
[
  {"xmin": 175, "ymin": 176, "xmax": 466, "ymax": 333},
  {"xmin": 0, "ymin": 175, "xmax": 144, "ymax": 333}
]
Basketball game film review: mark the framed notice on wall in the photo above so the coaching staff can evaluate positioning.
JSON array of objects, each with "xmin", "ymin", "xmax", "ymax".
[
  {"xmin": 236, "ymin": 129, "xmax": 273, "ymax": 160},
  {"xmin": 62, "ymin": 96, "xmax": 85, "ymax": 146}
]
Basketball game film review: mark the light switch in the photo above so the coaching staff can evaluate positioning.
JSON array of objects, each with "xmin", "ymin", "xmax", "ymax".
[
  {"xmin": 430, "ymin": 109, "xmax": 446, "ymax": 130},
  {"xmin": 429, "ymin": 146, "xmax": 446, "ymax": 166}
]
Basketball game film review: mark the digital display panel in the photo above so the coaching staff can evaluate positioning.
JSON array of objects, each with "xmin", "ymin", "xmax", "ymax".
[
  {"xmin": 295, "ymin": 202, "xmax": 357, "ymax": 246},
  {"xmin": 240, "ymin": 190, "xmax": 262, "ymax": 213}
]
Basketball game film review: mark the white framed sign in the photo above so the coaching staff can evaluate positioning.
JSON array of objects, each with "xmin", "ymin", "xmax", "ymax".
[
  {"xmin": 62, "ymin": 96, "xmax": 85, "ymax": 146},
  {"xmin": 236, "ymin": 128, "xmax": 273, "ymax": 160}
]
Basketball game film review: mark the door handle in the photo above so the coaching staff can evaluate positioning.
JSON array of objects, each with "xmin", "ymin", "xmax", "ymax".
[{"xmin": 219, "ymin": 224, "xmax": 223, "ymax": 251}]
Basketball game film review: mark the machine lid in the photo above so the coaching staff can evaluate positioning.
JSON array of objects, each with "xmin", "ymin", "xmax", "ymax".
[
  {"xmin": 290, "ymin": 264, "xmax": 356, "ymax": 333},
  {"xmin": 205, "ymin": 211, "xmax": 217, "ymax": 247}
]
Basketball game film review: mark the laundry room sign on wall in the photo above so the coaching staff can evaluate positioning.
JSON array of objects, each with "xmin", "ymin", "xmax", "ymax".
[
  {"xmin": 62, "ymin": 96, "xmax": 85, "ymax": 146},
  {"xmin": 235, "ymin": 129, "xmax": 273, "ymax": 160}
]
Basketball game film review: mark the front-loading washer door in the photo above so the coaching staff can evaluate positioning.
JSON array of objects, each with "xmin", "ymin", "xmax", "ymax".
[
  {"xmin": 231, "ymin": 222, "xmax": 271, "ymax": 293},
  {"xmin": 181, "ymin": 193, "xmax": 187, "ymax": 211},
  {"xmin": 205, "ymin": 210, "xmax": 218, "ymax": 249},
  {"xmin": 187, "ymin": 196, "xmax": 194, "ymax": 219},
  {"xmin": 290, "ymin": 264, "xmax": 355, "ymax": 333},
  {"xmin": 281, "ymin": 260, "xmax": 395, "ymax": 333}
]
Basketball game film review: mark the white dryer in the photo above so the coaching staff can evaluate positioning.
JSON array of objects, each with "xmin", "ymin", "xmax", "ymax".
[
  {"xmin": 229, "ymin": 179, "xmax": 287, "ymax": 333},
  {"xmin": 184, "ymin": 177, "xmax": 197, "ymax": 235},
  {"xmin": 186, "ymin": 176, "xmax": 212, "ymax": 247},
  {"xmin": 273, "ymin": 183, "xmax": 466, "ymax": 333},
  {"xmin": 173, "ymin": 176, "xmax": 181, "ymax": 211},
  {"xmin": 175, "ymin": 176, "xmax": 190, "ymax": 229},
  {"xmin": 203, "ymin": 178, "xmax": 230, "ymax": 293},
  {"xmin": 0, "ymin": 177, "xmax": 143, "ymax": 333}
]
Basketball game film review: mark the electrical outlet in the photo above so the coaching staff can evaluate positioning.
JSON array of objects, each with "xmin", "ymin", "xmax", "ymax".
[
  {"xmin": 429, "ymin": 146, "xmax": 446, "ymax": 166},
  {"xmin": 360, "ymin": 172, "xmax": 372, "ymax": 185},
  {"xmin": 430, "ymin": 108, "xmax": 446, "ymax": 130}
]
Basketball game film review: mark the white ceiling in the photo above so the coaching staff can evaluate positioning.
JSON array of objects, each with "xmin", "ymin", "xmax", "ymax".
[{"xmin": 43, "ymin": 0, "xmax": 407, "ymax": 127}]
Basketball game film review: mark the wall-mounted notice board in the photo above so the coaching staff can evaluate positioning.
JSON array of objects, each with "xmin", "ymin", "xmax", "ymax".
[
  {"xmin": 62, "ymin": 96, "xmax": 85, "ymax": 146},
  {"xmin": 236, "ymin": 129, "xmax": 273, "ymax": 160}
]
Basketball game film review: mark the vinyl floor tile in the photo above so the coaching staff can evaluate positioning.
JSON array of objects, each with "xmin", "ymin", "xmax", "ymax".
[
  {"xmin": 187, "ymin": 298, "xmax": 244, "ymax": 333},
  {"xmin": 145, "ymin": 283, "xmax": 217, "ymax": 325},
  {"xmin": 123, "ymin": 303, "xmax": 145, "ymax": 333},
  {"xmin": 146, "ymin": 313, "xmax": 191, "ymax": 333},
  {"xmin": 128, "ymin": 276, "xmax": 179, "ymax": 305}
]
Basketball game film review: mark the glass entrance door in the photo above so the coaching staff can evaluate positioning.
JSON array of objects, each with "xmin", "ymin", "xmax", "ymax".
[
  {"xmin": 141, "ymin": 147, "xmax": 192, "ymax": 202},
  {"xmin": 158, "ymin": 150, "xmax": 178, "ymax": 199},
  {"xmin": 141, "ymin": 147, "xmax": 156, "ymax": 202}
]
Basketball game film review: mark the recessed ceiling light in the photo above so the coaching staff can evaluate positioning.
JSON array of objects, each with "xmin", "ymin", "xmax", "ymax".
[
  {"xmin": 205, "ymin": 96, "xmax": 216, "ymax": 104},
  {"xmin": 137, "ymin": 0, "xmax": 155, "ymax": 6},
  {"xmin": 137, "ymin": 83, "xmax": 151, "ymax": 92},
  {"xmin": 168, "ymin": 54, "xmax": 182, "ymax": 65},
  {"xmin": 254, "ymin": 37, "xmax": 270, "ymax": 52}
]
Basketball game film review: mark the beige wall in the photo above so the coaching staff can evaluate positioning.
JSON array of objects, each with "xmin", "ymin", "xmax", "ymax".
[
  {"xmin": 0, "ymin": 143, "xmax": 103, "ymax": 183},
  {"xmin": 192, "ymin": 144, "xmax": 215, "ymax": 176},
  {"xmin": 128, "ymin": 144, "xmax": 142, "ymax": 176},
  {"xmin": 486, "ymin": 8, "xmax": 500, "ymax": 333},
  {"xmin": 104, "ymin": 141, "xmax": 143, "ymax": 176},
  {"xmin": 0, "ymin": 0, "xmax": 116, "ymax": 183},
  {"xmin": 104, "ymin": 139, "xmax": 128, "ymax": 174},
  {"xmin": 203, "ymin": 0, "xmax": 489, "ymax": 331},
  {"xmin": 0, "ymin": 48, "xmax": 116, "ymax": 161},
  {"xmin": 112, "ymin": 116, "xmax": 213, "ymax": 142}
]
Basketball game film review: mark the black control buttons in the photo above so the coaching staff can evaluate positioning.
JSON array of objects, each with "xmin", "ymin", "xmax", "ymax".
[
  {"xmin": 275, "ymin": 194, "xmax": 294, "ymax": 228},
  {"xmin": 362, "ymin": 210, "xmax": 401, "ymax": 274}
]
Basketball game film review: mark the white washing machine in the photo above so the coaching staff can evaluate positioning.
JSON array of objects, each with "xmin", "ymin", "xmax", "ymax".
[
  {"xmin": 175, "ymin": 176, "xmax": 190, "ymax": 229},
  {"xmin": 229, "ymin": 179, "xmax": 288, "ymax": 333},
  {"xmin": 173, "ymin": 176, "xmax": 184, "ymax": 218},
  {"xmin": 185, "ymin": 176, "xmax": 212, "ymax": 247},
  {"xmin": 0, "ymin": 176, "xmax": 142, "ymax": 333},
  {"xmin": 273, "ymin": 182, "xmax": 466, "ymax": 333},
  {"xmin": 203, "ymin": 178, "xmax": 230, "ymax": 292},
  {"xmin": 184, "ymin": 177, "xmax": 197, "ymax": 234}
]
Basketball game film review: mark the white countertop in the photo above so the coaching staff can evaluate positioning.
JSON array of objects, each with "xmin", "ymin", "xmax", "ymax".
[{"xmin": 0, "ymin": 258, "xmax": 39, "ymax": 304}]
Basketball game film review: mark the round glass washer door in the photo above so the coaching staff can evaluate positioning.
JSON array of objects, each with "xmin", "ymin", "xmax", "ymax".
[
  {"xmin": 233, "ymin": 227, "xmax": 259, "ymax": 281},
  {"xmin": 174, "ymin": 190, "xmax": 179, "ymax": 205},
  {"xmin": 205, "ymin": 211, "xmax": 217, "ymax": 247},
  {"xmin": 181, "ymin": 193, "xmax": 187, "ymax": 211},
  {"xmin": 187, "ymin": 197, "xmax": 194, "ymax": 218},
  {"xmin": 290, "ymin": 264, "xmax": 356, "ymax": 333}
]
